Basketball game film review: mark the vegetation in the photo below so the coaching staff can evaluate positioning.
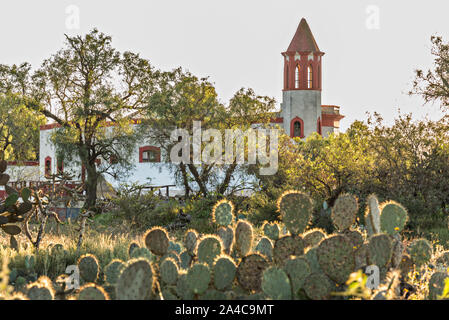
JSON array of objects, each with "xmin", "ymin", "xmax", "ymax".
[{"xmin": 0, "ymin": 31, "xmax": 449, "ymax": 300}]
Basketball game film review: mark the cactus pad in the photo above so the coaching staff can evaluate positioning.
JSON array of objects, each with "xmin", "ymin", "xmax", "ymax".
[
  {"xmin": 186, "ymin": 263, "xmax": 211, "ymax": 295},
  {"xmin": 77, "ymin": 254, "xmax": 99, "ymax": 283},
  {"xmin": 213, "ymin": 255, "xmax": 237, "ymax": 291},
  {"xmin": 116, "ymin": 258, "xmax": 154, "ymax": 300},
  {"xmin": 317, "ymin": 235, "xmax": 355, "ymax": 284},
  {"xmin": 283, "ymin": 256, "xmax": 311, "ymax": 297},
  {"xmin": 144, "ymin": 227, "xmax": 169, "ymax": 256},
  {"xmin": 331, "ymin": 193, "xmax": 358, "ymax": 231},
  {"xmin": 273, "ymin": 235, "xmax": 305, "ymax": 265},
  {"xmin": 235, "ymin": 220, "xmax": 253, "ymax": 257},
  {"xmin": 236, "ymin": 253, "xmax": 269, "ymax": 292},
  {"xmin": 160, "ymin": 257, "xmax": 179, "ymax": 285},
  {"xmin": 105, "ymin": 259, "xmax": 126, "ymax": 285},
  {"xmin": 212, "ymin": 199, "xmax": 234, "ymax": 227},
  {"xmin": 303, "ymin": 273, "xmax": 333, "ymax": 300},
  {"xmin": 261, "ymin": 266, "xmax": 292, "ymax": 300},
  {"xmin": 408, "ymin": 238, "xmax": 433, "ymax": 267},
  {"xmin": 277, "ymin": 190, "xmax": 313, "ymax": 235},
  {"xmin": 379, "ymin": 201, "xmax": 408, "ymax": 236},
  {"xmin": 196, "ymin": 235, "xmax": 223, "ymax": 266},
  {"xmin": 78, "ymin": 283, "xmax": 109, "ymax": 300},
  {"xmin": 262, "ymin": 222, "xmax": 280, "ymax": 241}
]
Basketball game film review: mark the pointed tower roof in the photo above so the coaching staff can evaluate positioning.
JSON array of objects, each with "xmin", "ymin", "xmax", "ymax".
[{"xmin": 285, "ymin": 18, "xmax": 321, "ymax": 53}]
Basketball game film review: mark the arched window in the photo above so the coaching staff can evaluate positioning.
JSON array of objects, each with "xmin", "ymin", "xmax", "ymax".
[
  {"xmin": 295, "ymin": 65, "xmax": 300, "ymax": 89},
  {"xmin": 308, "ymin": 65, "xmax": 313, "ymax": 89},
  {"xmin": 293, "ymin": 121, "xmax": 301, "ymax": 137},
  {"xmin": 317, "ymin": 117, "xmax": 322, "ymax": 135},
  {"xmin": 290, "ymin": 117, "xmax": 304, "ymax": 138},
  {"xmin": 44, "ymin": 156, "xmax": 52, "ymax": 177}
]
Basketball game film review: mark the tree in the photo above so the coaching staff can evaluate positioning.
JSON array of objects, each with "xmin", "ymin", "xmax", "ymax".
[
  {"xmin": 0, "ymin": 29, "xmax": 157, "ymax": 209},
  {"xmin": 142, "ymin": 68, "xmax": 275, "ymax": 198},
  {"xmin": 411, "ymin": 36, "xmax": 449, "ymax": 109},
  {"xmin": 0, "ymin": 93, "xmax": 45, "ymax": 160}
]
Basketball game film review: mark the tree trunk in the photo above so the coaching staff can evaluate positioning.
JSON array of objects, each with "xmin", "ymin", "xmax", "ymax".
[
  {"xmin": 180, "ymin": 162, "xmax": 191, "ymax": 198},
  {"xmin": 85, "ymin": 164, "xmax": 98, "ymax": 210}
]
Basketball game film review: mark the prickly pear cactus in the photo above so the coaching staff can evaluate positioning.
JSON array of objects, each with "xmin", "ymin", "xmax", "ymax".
[
  {"xmin": 317, "ymin": 235, "xmax": 355, "ymax": 284},
  {"xmin": 144, "ymin": 227, "xmax": 169, "ymax": 256},
  {"xmin": 78, "ymin": 283, "xmax": 109, "ymax": 300},
  {"xmin": 235, "ymin": 220, "xmax": 253, "ymax": 257},
  {"xmin": 160, "ymin": 257, "xmax": 179, "ymax": 285},
  {"xmin": 176, "ymin": 271, "xmax": 194, "ymax": 299},
  {"xmin": 180, "ymin": 250, "xmax": 193, "ymax": 270},
  {"xmin": 129, "ymin": 247, "xmax": 155, "ymax": 262},
  {"xmin": 331, "ymin": 193, "xmax": 358, "ymax": 231},
  {"xmin": 261, "ymin": 266, "xmax": 292, "ymax": 300},
  {"xmin": 365, "ymin": 194, "xmax": 381, "ymax": 236},
  {"xmin": 379, "ymin": 201, "xmax": 408, "ymax": 236},
  {"xmin": 128, "ymin": 242, "xmax": 140, "ymax": 257},
  {"xmin": 273, "ymin": 235, "xmax": 305, "ymax": 265},
  {"xmin": 367, "ymin": 234, "xmax": 393, "ymax": 267},
  {"xmin": 236, "ymin": 253, "xmax": 269, "ymax": 292},
  {"xmin": 408, "ymin": 238, "xmax": 433, "ymax": 267},
  {"xmin": 196, "ymin": 235, "xmax": 223, "ymax": 266},
  {"xmin": 78, "ymin": 254, "xmax": 99, "ymax": 283},
  {"xmin": 303, "ymin": 273, "xmax": 333, "ymax": 300},
  {"xmin": 26, "ymin": 276, "xmax": 55, "ymax": 300},
  {"xmin": 186, "ymin": 263, "xmax": 211, "ymax": 295},
  {"xmin": 262, "ymin": 222, "xmax": 280, "ymax": 241},
  {"xmin": 428, "ymin": 272, "xmax": 449, "ymax": 300},
  {"xmin": 184, "ymin": 229, "xmax": 198, "ymax": 256},
  {"xmin": 105, "ymin": 259, "xmax": 126, "ymax": 285},
  {"xmin": 217, "ymin": 226, "xmax": 234, "ymax": 254},
  {"xmin": 116, "ymin": 258, "xmax": 154, "ymax": 300},
  {"xmin": 277, "ymin": 190, "xmax": 313, "ymax": 235},
  {"xmin": 303, "ymin": 228, "xmax": 326, "ymax": 248},
  {"xmin": 341, "ymin": 229, "xmax": 364, "ymax": 250},
  {"xmin": 283, "ymin": 256, "xmax": 311, "ymax": 298},
  {"xmin": 212, "ymin": 199, "xmax": 234, "ymax": 227},
  {"xmin": 213, "ymin": 255, "xmax": 237, "ymax": 291},
  {"xmin": 168, "ymin": 241, "xmax": 182, "ymax": 255},
  {"xmin": 255, "ymin": 237, "xmax": 273, "ymax": 261}
]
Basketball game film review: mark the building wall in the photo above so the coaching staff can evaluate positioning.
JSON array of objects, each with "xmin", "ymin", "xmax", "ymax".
[
  {"xmin": 39, "ymin": 125, "xmax": 179, "ymax": 193},
  {"xmin": 280, "ymin": 90, "xmax": 321, "ymax": 137}
]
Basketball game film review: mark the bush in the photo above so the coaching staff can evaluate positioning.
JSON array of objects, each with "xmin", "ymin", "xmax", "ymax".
[{"xmin": 105, "ymin": 185, "xmax": 180, "ymax": 230}]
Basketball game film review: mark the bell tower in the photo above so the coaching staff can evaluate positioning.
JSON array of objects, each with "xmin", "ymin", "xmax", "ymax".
[{"xmin": 280, "ymin": 18, "xmax": 324, "ymax": 138}]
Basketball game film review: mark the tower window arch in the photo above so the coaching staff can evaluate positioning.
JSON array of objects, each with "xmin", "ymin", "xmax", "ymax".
[
  {"xmin": 290, "ymin": 117, "xmax": 304, "ymax": 138},
  {"xmin": 295, "ymin": 65, "xmax": 300, "ymax": 89},
  {"xmin": 308, "ymin": 65, "xmax": 313, "ymax": 89}
]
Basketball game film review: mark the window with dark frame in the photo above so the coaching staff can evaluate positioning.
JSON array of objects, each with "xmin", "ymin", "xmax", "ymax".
[
  {"xmin": 139, "ymin": 146, "xmax": 161, "ymax": 163},
  {"xmin": 293, "ymin": 121, "xmax": 301, "ymax": 137},
  {"xmin": 45, "ymin": 157, "xmax": 52, "ymax": 177}
]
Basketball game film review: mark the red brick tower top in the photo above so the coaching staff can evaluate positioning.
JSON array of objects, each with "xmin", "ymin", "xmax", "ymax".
[{"xmin": 282, "ymin": 18, "xmax": 324, "ymax": 91}]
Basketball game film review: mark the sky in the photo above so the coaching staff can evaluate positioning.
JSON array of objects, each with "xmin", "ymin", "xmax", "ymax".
[{"xmin": 1, "ymin": 0, "xmax": 448, "ymax": 131}]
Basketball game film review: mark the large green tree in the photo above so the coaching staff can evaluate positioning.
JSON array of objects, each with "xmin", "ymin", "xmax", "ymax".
[
  {"xmin": 0, "ymin": 93, "xmax": 45, "ymax": 161},
  {"xmin": 0, "ymin": 29, "xmax": 156, "ymax": 209},
  {"xmin": 411, "ymin": 36, "xmax": 449, "ymax": 109},
  {"xmin": 142, "ymin": 68, "xmax": 275, "ymax": 197}
]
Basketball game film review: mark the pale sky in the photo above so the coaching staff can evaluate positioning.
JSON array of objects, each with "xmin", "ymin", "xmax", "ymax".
[{"xmin": 1, "ymin": 0, "xmax": 448, "ymax": 130}]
